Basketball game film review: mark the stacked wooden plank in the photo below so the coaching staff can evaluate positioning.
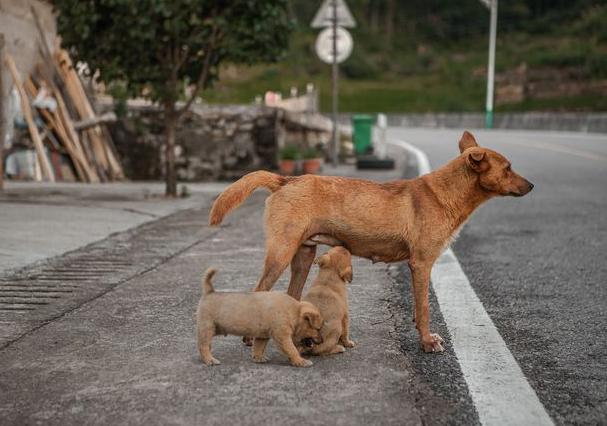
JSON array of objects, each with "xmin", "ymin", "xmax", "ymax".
[{"xmin": 2, "ymin": 11, "xmax": 124, "ymax": 182}]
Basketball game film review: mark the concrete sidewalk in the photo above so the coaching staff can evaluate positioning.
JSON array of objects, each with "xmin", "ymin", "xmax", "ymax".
[{"xmin": 0, "ymin": 182, "xmax": 228, "ymax": 273}]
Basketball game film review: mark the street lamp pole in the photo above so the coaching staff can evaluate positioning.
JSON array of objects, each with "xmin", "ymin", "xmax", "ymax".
[{"xmin": 485, "ymin": 0, "xmax": 498, "ymax": 129}]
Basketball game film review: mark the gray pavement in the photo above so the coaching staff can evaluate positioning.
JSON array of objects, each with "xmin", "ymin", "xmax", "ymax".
[
  {"xmin": 387, "ymin": 128, "xmax": 607, "ymax": 425},
  {"xmin": 0, "ymin": 165, "xmax": 463, "ymax": 425},
  {"xmin": 0, "ymin": 182, "xmax": 228, "ymax": 273}
]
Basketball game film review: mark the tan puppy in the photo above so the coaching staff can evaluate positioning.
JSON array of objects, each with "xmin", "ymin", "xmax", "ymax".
[
  {"xmin": 196, "ymin": 268, "xmax": 324, "ymax": 367},
  {"xmin": 301, "ymin": 247, "xmax": 355, "ymax": 356},
  {"xmin": 209, "ymin": 131, "xmax": 533, "ymax": 353}
]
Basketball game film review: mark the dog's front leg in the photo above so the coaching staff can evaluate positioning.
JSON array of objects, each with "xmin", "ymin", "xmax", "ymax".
[
  {"xmin": 252, "ymin": 338, "xmax": 270, "ymax": 363},
  {"xmin": 409, "ymin": 259, "xmax": 444, "ymax": 353},
  {"xmin": 273, "ymin": 332, "xmax": 313, "ymax": 367}
]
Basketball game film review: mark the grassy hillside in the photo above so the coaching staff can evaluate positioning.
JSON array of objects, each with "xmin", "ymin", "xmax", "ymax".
[{"xmin": 203, "ymin": 2, "xmax": 607, "ymax": 113}]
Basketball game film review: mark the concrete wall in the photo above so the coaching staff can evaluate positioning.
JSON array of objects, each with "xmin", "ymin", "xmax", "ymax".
[
  {"xmin": 339, "ymin": 112, "xmax": 607, "ymax": 133},
  {"xmin": 1, "ymin": 0, "xmax": 57, "ymax": 147}
]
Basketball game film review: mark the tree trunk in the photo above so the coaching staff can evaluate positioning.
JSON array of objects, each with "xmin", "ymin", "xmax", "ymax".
[
  {"xmin": 164, "ymin": 104, "xmax": 177, "ymax": 197},
  {"xmin": 385, "ymin": 0, "xmax": 395, "ymax": 46}
]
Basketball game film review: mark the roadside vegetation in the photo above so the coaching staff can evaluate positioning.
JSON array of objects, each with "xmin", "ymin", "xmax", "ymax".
[{"xmin": 204, "ymin": 1, "xmax": 607, "ymax": 112}]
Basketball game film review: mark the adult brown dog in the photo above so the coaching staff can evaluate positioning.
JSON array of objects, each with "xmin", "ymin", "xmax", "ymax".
[{"xmin": 209, "ymin": 131, "xmax": 533, "ymax": 353}]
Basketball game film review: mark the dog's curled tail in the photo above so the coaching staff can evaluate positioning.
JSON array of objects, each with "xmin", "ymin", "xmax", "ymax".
[
  {"xmin": 202, "ymin": 268, "xmax": 217, "ymax": 295},
  {"xmin": 209, "ymin": 170, "xmax": 288, "ymax": 225}
]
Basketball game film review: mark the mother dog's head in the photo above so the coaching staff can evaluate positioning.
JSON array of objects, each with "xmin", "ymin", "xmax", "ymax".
[{"xmin": 459, "ymin": 131, "xmax": 534, "ymax": 197}]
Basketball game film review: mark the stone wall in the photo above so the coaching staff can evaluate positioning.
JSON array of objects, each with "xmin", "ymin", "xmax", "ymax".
[{"xmin": 104, "ymin": 102, "xmax": 333, "ymax": 181}]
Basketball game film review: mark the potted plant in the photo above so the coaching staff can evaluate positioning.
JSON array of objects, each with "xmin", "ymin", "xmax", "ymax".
[
  {"xmin": 278, "ymin": 145, "xmax": 300, "ymax": 175},
  {"xmin": 302, "ymin": 147, "xmax": 322, "ymax": 174}
]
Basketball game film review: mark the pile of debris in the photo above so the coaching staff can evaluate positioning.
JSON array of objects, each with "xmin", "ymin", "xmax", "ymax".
[{"xmin": 3, "ymin": 39, "xmax": 123, "ymax": 183}]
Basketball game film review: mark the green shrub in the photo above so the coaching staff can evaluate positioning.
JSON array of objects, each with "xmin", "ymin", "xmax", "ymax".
[
  {"xmin": 279, "ymin": 145, "xmax": 300, "ymax": 161},
  {"xmin": 302, "ymin": 147, "xmax": 320, "ymax": 159}
]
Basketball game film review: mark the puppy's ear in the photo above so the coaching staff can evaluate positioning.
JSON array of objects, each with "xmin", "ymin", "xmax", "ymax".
[
  {"xmin": 466, "ymin": 149, "xmax": 487, "ymax": 172},
  {"xmin": 313, "ymin": 253, "xmax": 330, "ymax": 268},
  {"xmin": 301, "ymin": 304, "xmax": 323, "ymax": 329},
  {"xmin": 339, "ymin": 265, "xmax": 353, "ymax": 283},
  {"xmin": 459, "ymin": 130, "xmax": 479, "ymax": 153}
]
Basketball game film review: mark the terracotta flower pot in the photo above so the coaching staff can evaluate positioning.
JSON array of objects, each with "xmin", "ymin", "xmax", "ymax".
[
  {"xmin": 303, "ymin": 158, "xmax": 322, "ymax": 175},
  {"xmin": 279, "ymin": 159, "xmax": 296, "ymax": 175}
]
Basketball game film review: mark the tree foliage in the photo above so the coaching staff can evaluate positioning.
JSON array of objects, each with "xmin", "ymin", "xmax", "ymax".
[
  {"xmin": 54, "ymin": 0, "xmax": 292, "ymax": 195},
  {"xmin": 55, "ymin": 0, "xmax": 291, "ymax": 104}
]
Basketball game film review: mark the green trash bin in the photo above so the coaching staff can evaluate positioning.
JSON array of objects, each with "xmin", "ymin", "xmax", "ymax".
[{"xmin": 352, "ymin": 115, "xmax": 375, "ymax": 155}]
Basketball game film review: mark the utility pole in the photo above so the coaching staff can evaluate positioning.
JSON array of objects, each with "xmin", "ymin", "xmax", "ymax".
[
  {"xmin": 331, "ymin": 0, "xmax": 339, "ymax": 165},
  {"xmin": 0, "ymin": 33, "xmax": 5, "ymax": 191},
  {"xmin": 485, "ymin": 0, "xmax": 498, "ymax": 129}
]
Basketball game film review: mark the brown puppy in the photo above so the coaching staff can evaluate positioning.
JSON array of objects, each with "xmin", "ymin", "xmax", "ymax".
[
  {"xmin": 196, "ymin": 268, "xmax": 324, "ymax": 367},
  {"xmin": 301, "ymin": 247, "xmax": 355, "ymax": 356},
  {"xmin": 209, "ymin": 131, "xmax": 533, "ymax": 353}
]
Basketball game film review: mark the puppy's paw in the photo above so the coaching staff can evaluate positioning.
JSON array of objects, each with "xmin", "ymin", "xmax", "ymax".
[
  {"xmin": 342, "ymin": 339, "xmax": 356, "ymax": 348},
  {"xmin": 253, "ymin": 355, "xmax": 269, "ymax": 364},
  {"xmin": 331, "ymin": 345, "xmax": 346, "ymax": 354},
  {"xmin": 291, "ymin": 358, "xmax": 313, "ymax": 368},
  {"xmin": 420, "ymin": 333, "xmax": 444, "ymax": 353},
  {"xmin": 203, "ymin": 357, "xmax": 221, "ymax": 366}
]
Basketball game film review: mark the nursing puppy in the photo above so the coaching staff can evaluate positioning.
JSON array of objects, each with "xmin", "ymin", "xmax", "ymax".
[
  {"xmin": 196, "ymin": 268, "xmax": 324, "ymax": 367},
  {"xmin": 301, "ymin": 247, "xmax": 355, "ymax": 356}
]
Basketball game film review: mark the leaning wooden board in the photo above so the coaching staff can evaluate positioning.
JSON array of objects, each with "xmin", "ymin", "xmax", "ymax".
[{"xmin": 5, "ymin": 54, "xmax": 55, "ymax": 182}]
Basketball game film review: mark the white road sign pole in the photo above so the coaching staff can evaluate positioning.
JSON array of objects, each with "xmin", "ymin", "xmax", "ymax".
[
  {"xmin": 331, "ymin": 0, "xmax": 339, "ymax": 165},
  {"xmin": 312, "ymin": 0, "xmax": 355, "ymax": 164}
]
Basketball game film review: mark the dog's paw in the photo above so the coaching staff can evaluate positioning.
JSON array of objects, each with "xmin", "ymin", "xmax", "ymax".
[
  {"xmin": 342, "ymin": 339, "xmax": 356, "ymax": 348},
  {"xmin": 253, "ymin": 356, "xmax": 269, "ymax": 364},
  {"xmin": 332, "ymin": 345, "xmax": 346, "ymax": 354},
  {"xmin": 203, "ymin": 357, "xmax": 221, "ymax": 366},
  {"xmin": 292, "ymin": 358, "xmax": 313, "ymax": 368},
  {"xmin": 420, "ymin": 333, "xmax": 444, "ymax": 353},
  {"xmin": 242, "ymin": 336, "xmax": 253, "ymax": 346}
]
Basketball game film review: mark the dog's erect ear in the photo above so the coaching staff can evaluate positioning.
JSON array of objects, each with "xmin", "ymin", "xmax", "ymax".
[
  {"xmin": 313, "ymin": 253, "xmax": 330, "ymax": 268},
  {"xmin": 459, "ymin": 130, "xmax": 479, "ymax": 153},
  {"xmin": 301, "ymin": 304, "xmax": 323, "ymax": 329},
  {"xmin": 339, "ymin": 265, "xmax": 353, "ymax": 283},
  {"xmin": 466, "ymin": 150, "xmax": 487, "ymax": 172}
]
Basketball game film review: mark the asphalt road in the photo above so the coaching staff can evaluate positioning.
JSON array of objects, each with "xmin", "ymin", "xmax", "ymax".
[
  {"xmin": 387, "ymin": 127, "xmax": 607, "ymax": 425},
  {"xmin": 1, "ymin": 128, "xmax": 605, "ymax": 425}
]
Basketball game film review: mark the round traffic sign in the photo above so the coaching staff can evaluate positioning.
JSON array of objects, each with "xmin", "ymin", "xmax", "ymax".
[{"xmin": 315, "ymin": 26, "xmax": 353, "ymax": 64}]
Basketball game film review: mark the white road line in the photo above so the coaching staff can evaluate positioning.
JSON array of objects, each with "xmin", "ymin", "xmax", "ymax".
[{"xmin": 388, "ymin": 139, "xmax": 554, "ymax": 426}]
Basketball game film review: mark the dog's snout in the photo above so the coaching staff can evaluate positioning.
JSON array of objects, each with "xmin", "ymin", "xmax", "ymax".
[{"xmin": 528, "ymin": 182, "xmax": 534, "ymax": 191}]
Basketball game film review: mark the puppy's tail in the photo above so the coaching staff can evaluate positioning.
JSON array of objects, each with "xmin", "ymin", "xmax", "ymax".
[
  {"xmin": 202, "ymin": 268, "xmax": 217, "ymax": 295},
  {"xmin": 209, "ymin": 170, "xmax": 289, "ymax": 225}
]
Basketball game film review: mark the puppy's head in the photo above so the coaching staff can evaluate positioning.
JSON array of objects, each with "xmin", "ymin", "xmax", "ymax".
[
  {"xmin": 295, "ymin": 301, "xmax": 324, "ymax": 345},
  {"xmin": 314, "ymin": 246, "xmax": 353, "ymax": 283},
  {"xmin": 458, "ymin": 131, "xmax": 534, "ymax": 197}
]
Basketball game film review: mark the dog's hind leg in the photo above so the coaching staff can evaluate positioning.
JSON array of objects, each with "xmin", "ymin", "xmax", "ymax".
[
  {"xmin": 287, "ymin": 245, "xmax": 317, "ymax": 300},
  {"xmin": 254, "ymin": 236, "xmax": 301, "ymax": 292},
  {"xmin": 310, "ymin": 327, "xmax": 344, "ymax": 356},
  {"xmin": 243, "ymin": 238, "xmax": 300, "ymax": 346},
  {"xmin": 197, "ymin": 324, "xmax": 220, "ymax": 366}
]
